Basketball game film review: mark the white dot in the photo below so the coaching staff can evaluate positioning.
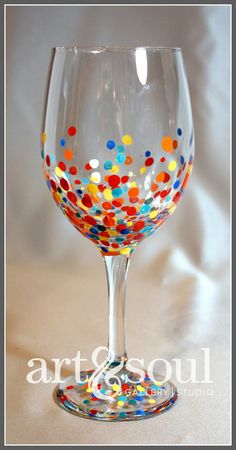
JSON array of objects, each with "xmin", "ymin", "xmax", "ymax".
[
  {"xmin": 90, "ymin": 171, "xmax": 101, "ymax": 183},
  {"xmin": 89, "ymin": 159, "xmax": 99, "ymax": 169}
]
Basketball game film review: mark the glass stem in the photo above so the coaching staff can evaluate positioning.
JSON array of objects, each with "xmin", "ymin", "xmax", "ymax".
[{"xmin": 104, "ymin": 254, "xmax": 130, "ymax": 363}]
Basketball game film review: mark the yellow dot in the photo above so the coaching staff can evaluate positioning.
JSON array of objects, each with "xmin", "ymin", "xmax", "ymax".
[
  {"xmin": 111, "ymin": 165, "xmax": 119, "ymax": 174},
  {"xmin": 87, "ymin": 184, "xmax": 98, "ymax": 195},
  {"xmin": 149, "ymin": 399, "xmax": 156, "ymax": 404},
  {"xmin": 122, "ymin": 134, "xmax": 133, "ymax": 145},
  {"xmin": 130, "ymin": 181, "xmax": 137, "ymax": 188},
  {"xmin": 55, "ymin": 166, "xmax": 63, "ymax": 177},
  {"xmin": 109, "ymin": 229, "xmax": 117, "ymax": 236},
  {"xmin": 149, "ymin": 210, "xmax": 158, "ymax": 219},
  {"xmin": 112, "ymin": 383, "xmax": 120, "ymax": 391},
  {"xmin": 168, "ymin": 160, "xmax": 177, "ymax": 171},
  {"xmin": 103, "ymin": 188, "xmax": 113, "ymax": 201},
  {"xmin": 54, "ymin": 193, "xmax": 61, "ymax": 203},
  {"xmin": 140, "ymin": 166, "xmax": 146, "ymax": 175},
  {"xmin": 41, "ymin": 132, "xmax": 46, "ymax": 144},
  {"xmin": 120, "ymin": 247, "xmax": 131, "ymax": 255},
  {"xmin": 90, "ymin": 171, "xmax": 101, "ymax": 183},
  {"xmin": 188, "ymin": 165, "xmax": 193, "ymax": 175},
  {"xmin": 127, "ymin": 221, "xmax": 133, "ymax": 226},
  {"xmin": 154, "ymin": 381, "xmax": 163, "ymax": 386},
  {"xmin": 117, "ymin": 401, "xmax": 124, "ymax": 406},
  {"xmin": 137, "ymin": 385, "xmax": 145, "ymax": 392},
  {"xmin": 86, "ymin": 387, "xmax": 93, "ymax": 393}
]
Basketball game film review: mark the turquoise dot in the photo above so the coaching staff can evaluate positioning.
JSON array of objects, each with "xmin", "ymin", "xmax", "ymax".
[
  {"xmin": 128, "ymin": 399, "xmax": 136, "ymax": 405},
  {"xmin": 117, "ymin": 145, "xmax": 125, "ymax": 152},
  {"xmin": 116, "ymin": 153, "xmax": 126, "ymax": 164},
  {"xmin": 112, "ymin": 188, "xmax": 123, "ymax": 198},
  {"xmin": 140, "ymin": 204, "xmax": 151, "ymax": 214},
  {"xmin": 83, "ymin": 399, "xmax": 90, "ymax": 404},
  {"xmin": 123, "ymin": 185, "xmax": 128, "ymax": 193},
  {"xmin": 104, "ymin": 160, "xmax": 113, "ymax": 170},
  {"xmin": 82, "ymin": 178, "xmax": 89, "ymax": 185},
  {"xmin": 118, "ymin": 396, "xmax": 127, "ymax": 402},
  {"xmin": 165, "ymin": 195, "xmax": 171, "ymax": 202}
]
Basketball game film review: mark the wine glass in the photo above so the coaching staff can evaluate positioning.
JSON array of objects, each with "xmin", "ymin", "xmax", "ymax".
[{"xmin": 41, "ymin": 46, "xmax": 194, "ymax": 421}]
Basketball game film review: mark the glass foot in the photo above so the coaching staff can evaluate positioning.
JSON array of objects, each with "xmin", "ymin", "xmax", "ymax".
[{"xmin": 56, "ymin": 364, "xmax": 178, "ymax": 421}]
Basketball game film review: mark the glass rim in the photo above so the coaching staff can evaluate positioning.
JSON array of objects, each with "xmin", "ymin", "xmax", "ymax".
[{"xmin": 53, "ymin": 45, "xmax": 182, "ymax": 54}]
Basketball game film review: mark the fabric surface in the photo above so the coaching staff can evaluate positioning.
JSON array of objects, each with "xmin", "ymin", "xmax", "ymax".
[{"xmin": 6, "ymin": 5, "xmax": 231, "ymax": 445}]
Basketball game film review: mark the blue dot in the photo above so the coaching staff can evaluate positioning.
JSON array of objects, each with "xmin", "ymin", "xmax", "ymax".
[
  {"xmin": 104, "ymin": 160, "xmax": 113, "ymax": 170},
  {"xmin": 60, "ymin": 138, "xmax": 66, "ymax": 146},
  {"xmin": 90, "ymin": 227, "xmax": 99, "ymax": 234},
  {"xmin": 116, "ymin": 153, "xmax": 126, "ymax": 164},
  {"xmin": 120, "ymin": 228, "xmax": 129, "ymax": 235},
  {"xmin": 96, "ymin": 209, "xmax": 102, "ymax": 215},
  {"xmin": 106, "ymin": 140, "xmax": 116, "ymax": 150},
  {"xmin": 190, "ymin": 132, "xmax": 194, "ymax": 146},
  {"xmin": 82, "ymin": 178, "xmax": 89, "ymax": 185},
  {"xmin": 76, "ymin": 189, "xmax": 83, "ymax": 196},
  {"xmin": 62, "ymin": 197, "xmax": 67, "ymax": 202},
  {"xmin": 117, "ymin": 145, "xmax": 125, "ymax": 152},
  {"xmin": 100, "ymin": 246, "xmax": 109, "ymax": 252},
  {"xmin": 180, "ymin": 155, "xmax": 185, "ymax": 165},
  {"xmin": 173, "ymin": 180, "xmax": 180, "ymax": 189},
  {"xmin": 177, "ymin": 128, "xmax": 182, "ymax": 136},
  {"xmin": 136, "ymin": 410, "xmax": 145, "ymax": 415},
  {"xmin": 46, "ymin": 180, "xmax": 51, "ymax": 190},
  {"xmin": 136, "ymin": 396, "xmax": 144, "ymax": 401},
  {"xmin": 83, "ymin": 400, "xmax": 90, "ymax": 404},
  {"xmin": 145, "ymin": 150, "xmax": 151, "ymax": 157},
  {"xmin": 116, "ymin": 237, "xmax": 125, "ymax": 242}
]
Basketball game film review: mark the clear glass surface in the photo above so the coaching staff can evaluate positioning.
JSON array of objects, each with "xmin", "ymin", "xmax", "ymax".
[{"xmin": 41, "ymin": 46, "xmax": 194, "ymax": 421}]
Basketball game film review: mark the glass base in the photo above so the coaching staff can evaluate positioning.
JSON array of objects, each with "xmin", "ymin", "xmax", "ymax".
[{"xmin": 56, "ymin": 364, "xmax": 178, "ymax": 421}]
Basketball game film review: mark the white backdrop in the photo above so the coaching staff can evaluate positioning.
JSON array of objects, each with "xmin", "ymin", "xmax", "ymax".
[{"xmin": 6, "ymin": 5, "xmax": 231, "ymax": 445}]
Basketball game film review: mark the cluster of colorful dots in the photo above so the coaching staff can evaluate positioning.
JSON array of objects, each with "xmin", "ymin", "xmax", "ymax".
[
  {"xmin": 42, "ymin": 125, "xmax": 193, "ymax": 256},
  {"xmin": 57, "ymin": 372, "xmax": 177, "ymax": 420}
]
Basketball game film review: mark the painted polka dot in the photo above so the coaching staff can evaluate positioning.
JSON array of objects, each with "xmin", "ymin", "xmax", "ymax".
[
  {"xmin": 68, "ymin": 126, "xmax": 77, "ymax": 136},
  {"xmin": 117, "ymin": 145, "xmax": 125, "ymax": 152},
  {"xmin": 58, "ymin": 161, "xmax": 66, "ymax": 171},
  {"xmin": 125, "ymin": 155, "xmax": 133, "ymax": 165},
  {"xmin": 89, "ymin": 159, "xmax": 99, "ymax": 169},
  {"xmin": 104, "ymin": 161, "xmax": 113, "ymax": 170},
  {"xmin": 60, "ymin": 178, "xmax": 69, "ymax": 191},
  {"xmin": 87, "ymin": 184, "xmax": 99, "ymax": 195},
  {"xmin": 106, "ymin": 140, "xmax": 116, "ymax": 150},
  {"xmin": 42, "ymin": 132, "xmax": 46, "ymax": 144},
  {"xmin": 128, "ymin": 187, "xmax": 139, "ymax": 198},
  {"xmin": 122, "ymin": 135, "xmax": 133, "ymax": 145},
  {"xmin": 64, "ymin": 149, "xmax": 74, "ymax": 160},
  {"xmin": 112, "ymin": 187, "xmax": 123, "ymax": 198},
  {"xmin": 108, "ymin": 175, "xmax": 120, "ymax": 188},
  {"xmin": 145, "ymin": 157, "xmax": 154, "ymax": 166},
  {"xmin": 145, "ymin": 151, "xmax": 151, "ymax": 157},
  {"xmin": 116, "ymin": 153, "xmax": 126, "ymax": 164},
  {"xmin": 45, "ymin": 155, "xmax": 50, "ymax": 166},
  {"xmin": 69, "ymin": 166, "xmax": 77, "ymax": 175},
  {"xmin": 161, "ymin": 136, "xmax": 173, "ymax": 152},
  {"xmin": 177, "ymin": 128, "xmax": 182, "ymax": 136},
  {"xmin": 55, "ymin": 166, "xmax": 63, "ymax": 177},
  {"xmin": 60, "ymin": 138, "xmax": 66, "ymax": 147},
  {"xmin": 90, "ymin": 172, "xmax": 101, "ymax": 183},
  {"xmin": 168, "ymin": 160, "xmax": 177, "ymax": 171},
  {"xmin": 103, "ymin": 188, "xmax": 113, "ymax": 201}
]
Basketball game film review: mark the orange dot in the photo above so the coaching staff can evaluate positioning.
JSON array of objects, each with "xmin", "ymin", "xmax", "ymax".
[
  {"xmin": 151, "ymin": 183, "xmax": 159, "ymax": 192},
  {"xmin": 125, "ymin": 155, "xmax": 133, "ymax": 165},
  {"xmin": 161, "ymin": 136, "xmax": 173, "ymax": 152},
  {"xmin": 128, "ymin": 187, "xmax": 139, "ymax": 198},
  {"xmin": 102, "ymin": 202, "xmax": 112, "ymax": 210},
  {"xmin": 64, "ymin": 148, "xmax": 74, "ymax": 160},
  {"xmin": 156, "ymin": 172, "xmax": 165, "ymax": 182}
]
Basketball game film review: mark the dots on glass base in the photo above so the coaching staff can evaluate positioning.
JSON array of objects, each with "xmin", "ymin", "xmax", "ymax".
[
  {"xmin": 68, "ymin": 126, "xmax": 77, "ymax": 136},
  {"xmin": 122, "ymin": 134, "xmax": 133, "ymax": 145},
  {"xmin": 106, "ymin": 140, "xmax": 116, "ymax": 150}
]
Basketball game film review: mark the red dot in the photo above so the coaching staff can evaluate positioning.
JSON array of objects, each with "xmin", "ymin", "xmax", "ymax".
[
  {"xmin": 50, "ymin": 179, "xmax": 57, "ymax": 191},
  {"xmin": 160, "ymin": 190, "xmax": 168, "ymax": 198},
  {"xmin": 66, "ymin": 385, "xmax": 74, "ymax": 390},
  {"xmin": 85, "ymin": 163, "xmax": 92, "ymax": 170},
  {"xmin": 102, "ymin": 202, "xmax": 112, "ymax": 210},
  {"xmin": 160, "ymin": 157, "xmax": 165, "ymax": 163},
  {"xmin": 121, "ymin": 175, "xmax": 129, "ymax": 184},
  {"xmin": 163, "ymin": 173, "xmax": 170, "ymax": 183},
  {"xmin": 100, "ymin": 240, "xmax": 110, "ymax": 247},
  {"xmin": 58, "ymin": 161, "xmax": 66, "ymax": 171},
  {"xmin": 133, "ymin": 221, "xmax": 145, "ymax": 231},
  {"xmin": 173, "ymin": 140, "xmax": 178, "ymax": 149},
  {"xmin": 46, "ymin": 155, "xmax": 50, "ymax": 166},
  {"xmin": 111, "ymin": 243, "xmax": 119, "ymax": 249},
  {"xmin": 85, "ymin": 215, "xmax": 97, "ymax": 226},
  {"xmin": 116, "ymin": 224, "xmax": 127, "ymax": 232},
  {"xmin": 75, "ymin": 179, "xmax": 81, "ymax": 184},
  {"xmin": 126, "ymin": 207, "xmax": 137, "ymax": 216},
  {"xmin": 108, "ymin": 175, "xmax": 120, "ymax": 188},
  {"xmin": 60, "ymin": 178, "xmax": 69, "ymax": 191},
  {"xmin": 82, "ymin": 194, "xmax": 93, "ymax": 208},
  {"xmin": 145, "ymin": 157, "xmax": 154, "ymax": 167},
  {"xmin": 68, "ymin": 126, "xmax": 77, "ymax": 136},
  {"xmin": 89, "ymin": 409, "xmax": 97, "ymax": 415},
  {"xmin": 69, "ymin": 166, "xmax": 77, "ymax": 175},
  {"xmin": 67, "ymin": 191, "xmax": 77, "ymax": 203}
]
